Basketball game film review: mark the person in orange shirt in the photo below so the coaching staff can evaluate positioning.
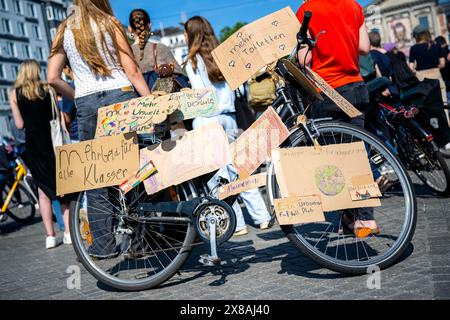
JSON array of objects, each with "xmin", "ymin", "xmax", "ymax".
[{"xmin": 296, "ymin": 0, "xmax": 379, "ymax": 236}]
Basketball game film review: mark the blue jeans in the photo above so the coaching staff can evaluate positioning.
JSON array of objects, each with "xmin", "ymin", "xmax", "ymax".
[
  {"xmin": 76, "ymin": 88, "xmax": 139, "ymax": 257},
  {"xmin": 193, "ymin": 114, "xmax": 271, "ymax": 232}
]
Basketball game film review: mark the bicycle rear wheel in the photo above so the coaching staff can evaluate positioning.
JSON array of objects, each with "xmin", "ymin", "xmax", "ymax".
[
  {"xmin": 69, "ymin": 182, "xmax": 198, "ymax": 291},
  {"xmin": 2, "ymin": 183, "xmax": 36, "ymax": 224},
  {"xmin": 413, "ymin": 147, "xmax": 450, "ymax": 197},
  {"xmin": 267, "ymin": 121, "xmax": 417, "ymax": 274}
]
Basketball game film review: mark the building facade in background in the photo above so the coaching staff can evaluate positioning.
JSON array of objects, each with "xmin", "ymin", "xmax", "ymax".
[
  {"xmin": 152, "ymin": 26, "xmax": 188, "ymax": 66},
  {"xmin": 0, "ymin": 0, "xmax": 72, "ymax": 137},
  {"xmin": 365, "ymin": 0, "xmax": 448, "ymax": 56}
]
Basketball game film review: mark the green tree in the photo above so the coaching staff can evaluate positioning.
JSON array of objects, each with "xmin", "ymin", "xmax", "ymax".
[{"xmin": 219, "ymin": 22, "xmax": 247, "ymax": 42}]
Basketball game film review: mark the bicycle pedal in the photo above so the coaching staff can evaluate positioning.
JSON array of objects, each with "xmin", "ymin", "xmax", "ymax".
[{"xmin": 199, "ymin": 254, "xmax": 221, "ymax": 267}]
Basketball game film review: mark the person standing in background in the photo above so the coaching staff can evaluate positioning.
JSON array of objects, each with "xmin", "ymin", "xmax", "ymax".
[
  {"xmin": 409, "ymin": 26, "xmax": 447, "ymax": 106},
  {"xmin": 9, "ymin": 60, "xmax": 72, "ymax": 249},
  {"xmin": 128, "ymin": 9, "xmax": 187, "ymax": 89},
  {"xmin": 435, "ymin": 36, "xmax": 450, "ymax": 105},
  {"xmin": 183, "ymin": 16, "xmax": 273, "ymax": 236}
]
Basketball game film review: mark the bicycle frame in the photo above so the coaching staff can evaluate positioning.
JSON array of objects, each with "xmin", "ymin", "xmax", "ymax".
[{"xmin": 1, "ymin": 162, "xmax": 26, "ymax": 214}]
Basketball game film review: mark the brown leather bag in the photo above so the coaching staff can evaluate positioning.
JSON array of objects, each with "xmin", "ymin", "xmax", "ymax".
[{"xmin": 152, "ymin": 43, "xmax": 181, "ymax": 93}]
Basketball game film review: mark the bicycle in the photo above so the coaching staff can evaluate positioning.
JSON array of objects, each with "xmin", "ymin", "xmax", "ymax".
[
  {"xmin": 69, "ymin": 11, "xmax": 417, "ymax": 290},
  {"xmin": 365, "ymin": 78, "xmax": 450, "ymax": 197},
  {"xmin": 1, "ymin": 143, "xmax": 37, "ymax": 224}
]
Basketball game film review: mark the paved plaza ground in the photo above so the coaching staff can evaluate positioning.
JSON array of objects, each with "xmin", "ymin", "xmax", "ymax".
[{"xmin": 1, "ymin": 177, "xmax": 450, "ymax": 300}]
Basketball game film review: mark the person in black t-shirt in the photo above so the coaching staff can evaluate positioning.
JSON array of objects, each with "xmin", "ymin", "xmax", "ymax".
[
  {"xmin": 435, "ymin": 36, "xmax": 450, "ymax": 90},
  {"xmin": 409, "ymin": 26, "xmax": 447, "ymax": 105}
]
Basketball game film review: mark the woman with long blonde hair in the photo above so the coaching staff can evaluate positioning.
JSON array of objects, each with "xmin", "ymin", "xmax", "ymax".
[
  {"xmin": 47, "ymin": 0, "xmax": 151, "ymax": 258},
  {"xmin": 10, "ymin": 60, "xmax": 72, "ymax": 249},
  {"xmin": 183, "ymin": 16, "xmax": 272, "ymax": 236}
]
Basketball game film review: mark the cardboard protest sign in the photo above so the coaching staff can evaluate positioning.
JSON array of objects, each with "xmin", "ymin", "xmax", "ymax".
[
  {"xmin": 272, "ymin": 141, "xmax": 381, "ymax": 212},
  {"xmin": 231, "ymin": 107, "xmax": 289, "ymax": 178},
  {"xmin": 119, "ymin": 160, "xmax": 157, "ymax": 194},
  {"xmin": 305, "ymin": 67, "xmax": 362, "ymax": 118},
  {"xmin": 212, "ymin": 7, "xmax": 300, "ymax": 90},
  {"xmin": 348, "ymin": 174, "xmax": 382, "ymax": 201},
  {"xmin": 141, "ymin": 122, "xmax": 232, "ymax": 195},
  {"xmin": 273, "ymin": 195, "xmax": 325, "ymax": 225},
  {"xmin": 218, "ymin": 173, "xmax": 267, "ymax": 200},
  {"xmin": 95, "ymin": 88, "xmax": 220, "ymax": 137},
  {"xmin": 56, "ymin": 133, "xmax": 139, "ymax": 195}
]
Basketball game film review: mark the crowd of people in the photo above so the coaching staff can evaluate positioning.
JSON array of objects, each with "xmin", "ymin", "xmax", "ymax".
[{"xmin": 2, "ymin": 0, "xmax": 450, "ymax": 255}]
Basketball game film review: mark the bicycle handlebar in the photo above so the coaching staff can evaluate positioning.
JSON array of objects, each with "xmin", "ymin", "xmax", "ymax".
[{"xmin": 298, "ymin": 11, "xmax": 312, "ymax": 43}]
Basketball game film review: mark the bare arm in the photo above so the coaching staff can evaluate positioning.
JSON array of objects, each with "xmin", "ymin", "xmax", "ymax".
[
  {"xmin": 359, "ymin": 23, "xmax": 370, "ymax": 56},
  {"xmin": 439, "ymin": 57, "xmax": 446, "ymax": 69},
  {"xmin": 47, "ymin": 28, "xmax": 75, "ymax": 100},
  {"xmin": 113, "ymin": 23, "xmax": 151, "ymax": 97},
  {"xmin": 9, "ymin": 89, "xmax": 24, "ymax": 130},
  {"xmin": 297, "ymin": 29, "xmax": 312, "ymax": 68}
]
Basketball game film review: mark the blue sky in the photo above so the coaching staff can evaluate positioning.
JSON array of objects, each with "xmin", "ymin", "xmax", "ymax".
[{"xmin": 110, "ymin": 0, "xmax": 372, "ymax": 34}]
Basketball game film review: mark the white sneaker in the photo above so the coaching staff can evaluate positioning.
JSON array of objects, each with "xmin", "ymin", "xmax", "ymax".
[
  {"xmin": 46, "ymin": 236, "xmax": 56, "ymax": 249},
  {"xmin": 445, "ymin": 143, "xmax": 450, "ymax": 150},
  {"xmin": 63, "ymin": 232, "xmax": 72, "ymax": 245}
]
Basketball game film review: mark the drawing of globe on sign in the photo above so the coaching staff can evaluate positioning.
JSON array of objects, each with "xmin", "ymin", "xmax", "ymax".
[{"xmin": 314, "ymin": 165, "xmax": 345, "ymax": 196}]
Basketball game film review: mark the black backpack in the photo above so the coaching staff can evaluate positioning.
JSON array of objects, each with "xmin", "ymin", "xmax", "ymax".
[{"xmin": 387, "ymin": 52, "xmax": 419, "ymax": 91}]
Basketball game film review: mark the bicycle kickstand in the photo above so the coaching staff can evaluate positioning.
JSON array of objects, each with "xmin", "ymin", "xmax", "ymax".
[{"xmin": 199, "ymin": 215, "xmax": 221, "ymax": 267}]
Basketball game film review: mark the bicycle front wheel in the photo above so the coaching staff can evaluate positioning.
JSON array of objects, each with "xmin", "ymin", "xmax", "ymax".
[
  {"xmin": 267, "ymin": 121, "xmax": 417, "ymax": 274},
  {"xmin": 2, "ymin": 183, "xmax": 36, "ymax": 224},
  {"xmin": 69, "ymin": 182, "xmax": 198, "ymax": 291}
]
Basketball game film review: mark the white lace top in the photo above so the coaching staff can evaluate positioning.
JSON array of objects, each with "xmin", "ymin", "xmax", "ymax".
[{"xmin": 63, "ymin": 20, "xmax": 132, "ymax": 99}]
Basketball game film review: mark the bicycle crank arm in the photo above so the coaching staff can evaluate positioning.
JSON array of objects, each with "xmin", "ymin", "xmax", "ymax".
[{"xmin": 199, "ymin": 215, "xmax": 221, "ymax": 267}]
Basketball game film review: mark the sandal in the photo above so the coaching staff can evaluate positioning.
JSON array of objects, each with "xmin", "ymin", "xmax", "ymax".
[{"xmin": 338, "ymin": 211, "xmax": 380, "ymax": 238}]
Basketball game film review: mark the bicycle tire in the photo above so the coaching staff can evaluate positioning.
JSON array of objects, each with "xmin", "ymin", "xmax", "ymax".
[
  {"xmin": 69, "ymin": 182, "xmax": 197, "ymax": 291},
  {"xmin": 3, "ymin": 183, "xmax": 36, "ymax": 224},
  {"xmin": 267, "ymin": 121, "xmax": 417, "ymax": 275},
  {"xmin": 414, "ymin": 148, "xmax": 450, "ymax": 197}
]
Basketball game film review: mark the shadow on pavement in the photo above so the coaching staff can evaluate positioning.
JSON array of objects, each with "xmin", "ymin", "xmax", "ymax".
[{"xmin": 0, "ymin": 216, "xmax": 41, "ymax": 236}]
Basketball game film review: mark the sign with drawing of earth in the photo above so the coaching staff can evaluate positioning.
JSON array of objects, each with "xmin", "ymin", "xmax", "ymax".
[{"xmin": 314, "ymin": 165, "xmax": 346, "ymax": 196}]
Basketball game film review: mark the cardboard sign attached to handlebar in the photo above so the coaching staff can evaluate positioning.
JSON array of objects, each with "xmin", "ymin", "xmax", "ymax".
[
  {"xmin": 305, "ymin": 67, "xmax": 362, "ymax": 118},
  {"xmin": 141, "ymin": 122, "xmax": 232, "ymax": 195},
  {"xmin": 55, "ymin": 133, "xmax": 139, "ymax": 195},
  {"xmin": 212, "ymin": 7, "xmax": 300, "ymax": 91},
  {"xmin": 95, "ymin": 88, "xmax": 220, "ymax": 137},
  {"xmin": 272, "ymin": 141, "xmax": 381, "ymax": 212}
]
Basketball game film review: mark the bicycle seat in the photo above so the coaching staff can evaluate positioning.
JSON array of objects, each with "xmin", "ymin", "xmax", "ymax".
[{"xmin": 366, "ymin": 77, "xmax": 390, "ymax": 98}]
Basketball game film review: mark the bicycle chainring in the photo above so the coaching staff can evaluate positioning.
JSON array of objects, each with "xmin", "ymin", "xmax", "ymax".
[{"xmin": 193, "ymin": 199, "xmax": 236, "ymax": 244}]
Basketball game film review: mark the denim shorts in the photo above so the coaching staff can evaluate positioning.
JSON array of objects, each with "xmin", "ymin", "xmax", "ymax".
[{"xmin": 75, "ymin": 87, "xmax": 139, "ymax": 142}]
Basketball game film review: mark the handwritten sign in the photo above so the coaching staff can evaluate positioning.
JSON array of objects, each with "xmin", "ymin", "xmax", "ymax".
[
  {"xmin": 218, "ymin": 173, "xmax": 267, "ymax": 200},
  {"xmin": 212, "ymin": 7, "xmax": 300, "ymax": 90},
  {"xmin": 273, "ymin": 195, "xmax": 325, "ymax": 225},
  {"xmin": 305, "ymin": 67, "xmax": 362, "ymax": 118},
  {"xmin": 119, "ymin": 160, "xmax": 158, "ymax": 194},
  {"xmin": 95, "ymin": 88, "xmax": 219, "ymax": 137},
  {"xmin": 272, "ymin": 141, "xmax": 381, "ymax": 212},
  {"xmin": 231, "ymin": 107, "xmax": 289, "ymax": 178},
  {"xmin": 348, "ymin": 183, "xmax": 382, "ymax": 201},
  {"xmin": 56, "ymin": 133, "xmax": 139, "ymax": 195},
  {"xmin": 141, "ymin": 122, "xmax": 232, "ymax": 195}
]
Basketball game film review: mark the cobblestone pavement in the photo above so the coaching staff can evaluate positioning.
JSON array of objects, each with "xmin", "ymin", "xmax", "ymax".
[{"xmin": 1, "ymin": 176, "xmax": 450, "ymax": 300}]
